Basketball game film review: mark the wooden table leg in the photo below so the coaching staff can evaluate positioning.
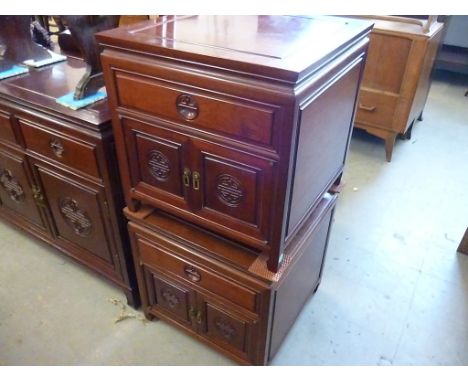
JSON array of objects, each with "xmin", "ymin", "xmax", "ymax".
[
  {"xmin": 457, "ymin": 227, "xmax": 468, "ymax": 255},
  {"xmin": 384, "ymin": 133, "xmax": 397, "ymax": 162}
]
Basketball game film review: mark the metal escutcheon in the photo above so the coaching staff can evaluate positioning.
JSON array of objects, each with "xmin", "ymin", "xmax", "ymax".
[
  {"xmin": 184, "ymin": 265, "xmax": 201, "ymax": 282},
  {"xmin": 176, "ymin": 94, "xmax": 199, "ymax": 120}
]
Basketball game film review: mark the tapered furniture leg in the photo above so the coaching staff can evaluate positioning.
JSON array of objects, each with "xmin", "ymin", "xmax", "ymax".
[
  {"xmin": 457, "ymin": 227, "xmax": 468, "ymax": 255},
  {"xmin": 385, "ymin": 133, "xmax": 397, "ymax": 162}
]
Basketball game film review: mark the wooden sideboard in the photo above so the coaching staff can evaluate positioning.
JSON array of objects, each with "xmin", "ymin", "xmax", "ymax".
[
  {"xmin": 351, "ymin": 16, "xmax": 444, "ymax": 161},
  {"xmin": 0, "ymin": 57, "xmax": 139, "ymax": 306},
  {"xmin": 97, "ymin": 15, "xmax": 372, "ymax": 364}
]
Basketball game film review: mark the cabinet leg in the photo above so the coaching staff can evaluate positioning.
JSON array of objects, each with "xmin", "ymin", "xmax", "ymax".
[
  {"xmin": 417, "ymin": 111, "xmax": 424, "ymax": 121},
  {"xmin": 457, "ymin": 227, "xmax": 468, "ymax": 255},
  {"xmin": 384, "ymin": 134, "xmax": 396, "ymax": 162},
  {"xmin": 401, "ymin": 121, "xmax": 414, "ymax": 140},
  {"xmin": 124, "ymin": 288, "xmax": 141, "ymax": 309},
  {"xmin": 144, "ymin": 309, "xmax": 156, "ymax": 321}
]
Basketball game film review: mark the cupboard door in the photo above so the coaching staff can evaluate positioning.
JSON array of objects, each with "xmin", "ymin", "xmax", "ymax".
[
  {"xmin": 32, "ymin": 162, "xmax": 115, "ymax": 265},
  {"xmin": 198, "ymin": 295, "xmax": 256, "ymax": 360},
  {"xmin": 143, "ymin": 266, "xmax": 195, "ymax": 328},
  {"xmin": 121, "ymin": 117, "xmax": 191, "ymax": 210},
  {"xmin": 192, "ymin": 139, "xmax": 276, "ymax": 243},
  {"xmin": 0, "ymin": 147, "xmax": 47, "ymax": 231}
]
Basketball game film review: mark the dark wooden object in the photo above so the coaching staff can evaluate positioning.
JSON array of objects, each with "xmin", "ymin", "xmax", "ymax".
[
  {"xmin": 97, "ymin": 15, "xmax": 371, "ymax": 364},
  {"xmin": 125, "ymin": 192, "xmax": 337, "ymax": 365},
  {"xmin": 98, "ymin": 15, "xmax": 372, "ymax": 273},
  {"xmin": 0, "ymin": 57, "xmax": 139, "ymax": 307},
  {"xmin": 0, "ymin": 16, "xmax": 51, "ymax": 71},
  {"xmin": 63, "ymin": 16, "xmax": 120, "ymax": 100},
  {"xmin": 458, "ymin": 228, "xmax": 468, "ymax": 255}
]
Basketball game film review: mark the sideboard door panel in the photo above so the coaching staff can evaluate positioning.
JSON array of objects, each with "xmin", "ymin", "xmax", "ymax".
[
  {"xmin": 0, "ymin": 147, "xmax": 47, "ymax": 230},
  {"xmin": 33, "ymin": 164, "xmax": 115, "ymax": 265}
]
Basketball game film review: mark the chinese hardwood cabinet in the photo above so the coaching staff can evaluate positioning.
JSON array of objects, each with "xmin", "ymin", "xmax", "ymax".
[
  {"xmin": 97, "ymin": 15, "xmax": 372, "ymax": 364},
  {"xmin": 0, "ymin": 57, "xmax": 139, "ymax": 306}
]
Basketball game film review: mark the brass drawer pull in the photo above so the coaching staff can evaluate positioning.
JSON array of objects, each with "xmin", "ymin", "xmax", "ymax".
[
  {"xmin": 192, "ymin": 171, "xmax": 200, "ymax": 191},
  {"xmin": 184, "ymin": 265, "xmax": 201, "ymax": 282},
  {"xmin": 176, "ymin": 94, "xmax": 199, "ymax": 120},
  {"xmin": 358, "ymin": 104, "xmax": 376, "ymax": 112},
  {"xmin": 196, "ymin": 310, "xmax": 203, "ymax": 325},
  {"xmin": 32, "ymin": 185, "xmax": 46, "ymax": 208},
  {"xmin": 183, "ymin": 167, "xmax": 191, "ymax": 187},
  {"xmin": 188, "ymin": 307, "xmax": 203, "ymax": 325},
  {"xmin": 49, "ymin": 139, "xmax": 65, "ymax": 158},
  {"xmin": 189, "ymin": 307, "xmax": 196, "ymax": 321}
]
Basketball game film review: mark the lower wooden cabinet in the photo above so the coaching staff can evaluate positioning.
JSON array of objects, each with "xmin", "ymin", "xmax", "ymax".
[
  {"xmin": 126, "ymin": 192, "xmax": 337, "ymax": 365},
  {"xmin": 0, "ymin": 57, "xmax": 139, "ymax": 306}
]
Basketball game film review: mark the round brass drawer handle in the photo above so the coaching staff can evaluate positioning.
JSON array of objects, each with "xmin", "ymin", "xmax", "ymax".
[
  {"xmin": 183, "ymin": 265, "xmax": 201, "ymax": 282},
  {"xmin": 49, "ymin": 138, "xmax": 65, "ymax": 158},
  {"xmin": 176, "ymin": 94, "xmax": 199, "ymax": 120}
]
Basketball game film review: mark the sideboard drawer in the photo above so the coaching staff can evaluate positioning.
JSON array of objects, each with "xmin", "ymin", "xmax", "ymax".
[
  {"xmin": 114, "ymin": 71, "xmax": 275, "ymax": 147},
  {"xmin": 134, "ymin": 231, "xmax": 258, "ymax": 314},
  {"xmin": 19, "ymin": 119, "xmax": 101, "ymax": 178},
  {"xmin": 0, "ymin": 110, "xmax": 17, "ymax": 145},
  {"xmin": 355, "ymin": 89, "xmax": 399, "ymax": 129}
]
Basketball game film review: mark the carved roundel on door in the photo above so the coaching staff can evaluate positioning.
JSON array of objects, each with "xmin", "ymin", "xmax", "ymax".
[
  {"xmin": 147, "ymin": 149, "xmax": 171, "ymax": 182},
  {"xmin": 161, "ymin": 288, "xmax": 180, "ymax": 309},
  {"xmin": 0, "ymin": 169, "xmax": 25, "ymax": 203},
  {"xmin": 216, "ymin": 174, "xmax": 245, "ymax": 207},
  {"xmin": 59, "ymin": 197, "xmax": 93, "ymax": 237},
  {"xmin": 214, "ymin": 317, "xmax": 237, "ymax": 341}
]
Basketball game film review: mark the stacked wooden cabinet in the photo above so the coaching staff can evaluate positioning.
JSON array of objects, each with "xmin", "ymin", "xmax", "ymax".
[
  {"xmin": 0, "ymin": 57, "xmax": 139, "ymax": 306},
  {"xmin": 98, "ymin": 16, "xmax": 372, "ymax": 365}
]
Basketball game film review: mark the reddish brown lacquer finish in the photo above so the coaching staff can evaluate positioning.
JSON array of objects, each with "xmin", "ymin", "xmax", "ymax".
[
  {"xmin": 0, "ymin": 57, "xmax": 139, "ymax": 307},
  {"xmin": 98, "ymin": 15, "xmax": 372, "ymax": 273},
  {"xmin": 99, "ymin": 16, "xmax": 370, "ymax": 364}
]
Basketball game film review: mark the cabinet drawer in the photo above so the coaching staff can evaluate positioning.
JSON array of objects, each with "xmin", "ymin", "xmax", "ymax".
[
  {"xmin": 135, "ymin": 233, "xmax": 258, "ymax": 314},
  {"xmin": 0, "ymin": 110, "xmax": 17, "ymax": 145},
  {"xmin": 355, "ymin": 90, "xmax": 398, "ymax": 129},
  {"xmin": 114, "ymin": 71, "xmax": 275, "ymax": 146},
  {"xmin": 19, "ymin": 119, "xmax": 101, "ymax": 178}
]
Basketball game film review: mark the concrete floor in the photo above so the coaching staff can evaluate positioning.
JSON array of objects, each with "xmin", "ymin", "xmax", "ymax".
[{"xmin": 0, "ymin": 70, "xmax": 467, "ymax": 366}]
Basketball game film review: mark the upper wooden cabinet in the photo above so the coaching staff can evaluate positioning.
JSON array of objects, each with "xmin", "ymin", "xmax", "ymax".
[
  {"xmin": 97, "ymin": 15, "xmax": 373, "ymax": 272},
  {"xmin": 351, "ymin": 16, "xmax": 444, "ymax": 161}
]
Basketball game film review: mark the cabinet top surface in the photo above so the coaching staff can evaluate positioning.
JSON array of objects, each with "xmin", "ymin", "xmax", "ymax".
[
  {"xmin": 0, "ymin": 56, "xmax": 110, "ymax": 127},
  {"xmin": 97, "ymin": 15, "xmax": 372, "ymax": 82}
]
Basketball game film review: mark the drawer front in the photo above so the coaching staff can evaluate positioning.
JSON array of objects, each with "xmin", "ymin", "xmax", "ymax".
[
  {"xmin": 355, "ymin": 89, "xmax": 399, "ymax": 130},
  {"xmin": 0, "ymin": 110, "xmax": 17, "ymax": 145},
  {"xmin": 135, "ymin": 234, "xmax": 258, "ymax": 313},
  {"xmin": 114, "ymin": 70, "xmax": 276, "ymax": 146},
  {"xmin": 19, "ymin": 119, "xmax": 101, "ymax": 178}
]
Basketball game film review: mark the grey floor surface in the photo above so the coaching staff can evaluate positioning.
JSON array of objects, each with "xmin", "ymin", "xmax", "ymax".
[{"xmin": 0, "ymin": 71, "xmax": 467, "ymax": 366}]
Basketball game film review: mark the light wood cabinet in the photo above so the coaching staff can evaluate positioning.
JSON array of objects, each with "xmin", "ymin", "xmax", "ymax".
[{"xmin": 352, "ymin": 16, "xmax": 444, "ymax": 161}]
